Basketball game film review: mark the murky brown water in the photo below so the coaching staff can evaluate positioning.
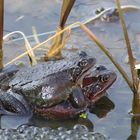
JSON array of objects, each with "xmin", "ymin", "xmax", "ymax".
[{"xmin": 2, "ymin": 0, "xmax": 140, "ymax": 139}]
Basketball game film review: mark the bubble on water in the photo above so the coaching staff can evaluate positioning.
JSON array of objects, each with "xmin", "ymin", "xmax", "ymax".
[
  {"xmin": 73, "ymin": 124, "xmax": 89, "ymax": 134},
  {"xmin": 42, "ymin": 127, "xmax": 52, "ymax": 131},
  {"xmin": 57, "ymin": 126, "xmax": 67, "ymax": 131},
  {"xmin": 89, "ymin": 132, "xmax": 108, "ymax": 140},
  {"xmin": 0, "ymin": 124, "xmax": 109, "ymax": 140},
  {"xmin": 17, "ymin": 125, "xmax": 29, "ymax": 133}
]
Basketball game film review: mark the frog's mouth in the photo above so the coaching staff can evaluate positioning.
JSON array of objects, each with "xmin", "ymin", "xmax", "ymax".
[
  {"xmin": 80, "ymin": 65, "xmax": 117, "ymax": 87},
  {"xmin": 83, "ymin": 70, "xmax": 117, "ymax": 103}
]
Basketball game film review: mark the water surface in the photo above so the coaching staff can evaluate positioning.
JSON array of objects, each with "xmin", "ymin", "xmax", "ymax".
[{"xmin": 3, "ymin": 0, "xmax": 140, "ymax": 139}]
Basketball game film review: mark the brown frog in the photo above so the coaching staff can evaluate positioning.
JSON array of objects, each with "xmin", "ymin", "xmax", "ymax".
[
  {"xmin": 34, "ymin": 65, "xmax": 117, "ymax": 119},
  {"xmin": 0, "ymin": 52, "xmax": 95, "ymax": 119},
  {"xmin": 10, "ymin": 53, "xmax": 95, "ymax": 108},
  {"xmin": 82, "ymin": 65, "xmax": 117, "ymax": 105},
  {"xmin": 0, "ymin": 53, "xmax": 116, "ymax": 120}
]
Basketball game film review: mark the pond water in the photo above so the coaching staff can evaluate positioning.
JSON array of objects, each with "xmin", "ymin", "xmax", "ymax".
[{"xmin": 2, "ymin": 0, "xmax": 140, "ymax": 139}]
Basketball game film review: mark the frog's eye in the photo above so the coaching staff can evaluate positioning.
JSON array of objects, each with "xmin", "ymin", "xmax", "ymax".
[
  {"xmin": 100, "ymin": 74, "xmax": 110, "ymax": 82},
  {"xmin": 73, "ymin": 67, "xmax": 82, "ymax": 76},
  {"xmin": 78, "ymin": 59, "xmax": 88, "ymax": 67}
]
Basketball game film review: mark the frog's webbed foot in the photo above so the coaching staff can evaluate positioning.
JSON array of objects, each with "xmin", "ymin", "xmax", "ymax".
[{"xmin": 0, "ymin": 91, "xmax": 32, "ymax": 116}]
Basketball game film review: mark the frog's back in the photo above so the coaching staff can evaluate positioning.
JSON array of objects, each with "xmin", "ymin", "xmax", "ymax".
[{"xmin": 10, "ymin": 53, "xmax": 86, "ymax": 87}]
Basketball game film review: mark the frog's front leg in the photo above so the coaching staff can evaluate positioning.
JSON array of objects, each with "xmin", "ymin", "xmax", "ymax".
[
  {"xmin": 0, "ymin": 91, "xmax": 32, "ymax": 116},
  {"xmin": 69, "ymin": 86, "xmax": 88, "ymax": 108},
  {"xmin": 34, "ymin": 86, "xmax": 87, "ymax": 120}
]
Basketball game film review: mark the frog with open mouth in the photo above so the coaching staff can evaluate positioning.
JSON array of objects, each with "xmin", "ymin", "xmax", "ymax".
[
  {"xmin": 82, "ymin": 65, "xmax": 117, "ymax": 105},
  {"xmin": 0, "ymin": 52, "xmax": 117, "ymax": 119},
  {"xmin": 35, "ymin": 65, "xmax": 116, "ymax": 119}
]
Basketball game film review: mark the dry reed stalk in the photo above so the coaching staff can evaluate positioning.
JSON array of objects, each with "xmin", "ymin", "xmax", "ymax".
[
  {"xmin": 47, "ymin": 29, "xmax": 71, "ymax": 60},
  {"xmin": 79, "ymin": 24, "xmax": 133, "ymax": 91},
  {"xmin": 4, "ymin": 22, "xmax": 78, "ymax": 66},
  {"xmin": 5, "ymin": 22, "xmax": 133, "ymax": 92},
  {"xmin": 32, "ymin": 26, "xmax": 40, "ymax": 44},
  {"xmin": 45, "ymin": 0, "xmax": 75, "ymax": 59},
  {"xmin": 116, "ymin": 0, "xmax": 138, "ymax": 92},
  {"xmin": 3, "ymin": 31, "xmax": 37, "ymax": 65}
]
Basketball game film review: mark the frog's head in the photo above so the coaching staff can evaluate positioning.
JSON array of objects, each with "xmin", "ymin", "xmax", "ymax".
[
  {"xmin": 82, "ymin": 65, "xmax": 117, "ymax": 103},
  {"xmin": 70, "ymin": 56, "xmax": 96, "ymax": 83}
]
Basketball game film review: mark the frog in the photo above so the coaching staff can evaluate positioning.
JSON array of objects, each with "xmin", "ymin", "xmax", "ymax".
[
  {"xmin": 0, "ymin": 64, "xmax": 19, "ymax": 90},
  {"xmin": 0, "ymin": 53, "xmax": 116, "ymax": 119},
  {"xmin": 82, "ymin": 65, "xmax": 117, "ymax": 105},
  {"xmin": 34, "ymin": 65, "xmax": 117, "ymax": 119},
  {"xmin": 0, "ymin": 52, "xmax": 95, "ymax": 118},
  {"xmin": 9, "ymin": 52, "xmax": 95, "ymax": 107}
]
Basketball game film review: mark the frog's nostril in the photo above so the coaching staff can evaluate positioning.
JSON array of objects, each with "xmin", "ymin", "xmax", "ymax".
[
  {"xmin": 73, "ymin": 67, "xmax": 82, "ymax": 77},
  {"xmin": 96, "ymin": 65, "xmax": 107, "ymax": 71},
  {"xmin": 94, "ymin": 84, "xmax": 102, "ymax": 92}
]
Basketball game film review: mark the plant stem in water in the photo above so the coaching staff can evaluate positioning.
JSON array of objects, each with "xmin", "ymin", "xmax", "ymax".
[
  {"xmin": 80, "ymin": 24, "xmax": 134, "ymax": 92},
  {"xmin": 47, "ymin": 0, "xmax": 76, "ymax": 59},
  {"xmin": 116, "ymin": 0, "xmax": 138, "ymax": 92},
  {"xmin": 60, "ymin": 0, "xmax": 76, "ymax": 29},
  {"xmin": 0, "ymin": 0, "xmax": 4, "ymax": 69}
]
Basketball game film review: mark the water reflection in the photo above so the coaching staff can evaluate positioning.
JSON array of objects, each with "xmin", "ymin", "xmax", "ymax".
[
  {"xmin": 0, "ymin": 96, "xmax": 114, "ymax": 130},
  {"xmin": 30, "ymin": 117, "xmax": 94, "ymax": 131},
  {"xmin": 127, "ymin": 116, "xmax": 140, "ymax": 140},
  {"xmin": 89, "ymin": 96, "xmax": 115, "ymax": 118},
  {"xmin": 127, "ymin": 94, "xmax": 140, "ymax": 140},
  {"xmin": 0, "ymin": 115, "xmax": 31, "ymax": 129},
  {"xmin": 31, "ymin": 96, "xmax": 115, "ymax": 130}
]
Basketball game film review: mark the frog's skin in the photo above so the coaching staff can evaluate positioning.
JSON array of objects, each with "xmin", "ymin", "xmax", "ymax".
[
  {"xmin": 82, "ymin": 65, "xmax": 117, "ymax": 105},
  {"xmin": 0, "ymin": 52, "xmax": 96, "ymax": 118},
  {"xmin": 0, "ymin": 55, "xmax": 116, "ymax": 119},
  {"xmin": 34, "ymin": 86, "xmax": 88, "ymax": 120},
  {"xmin": 0, "ymin": 91, "xmax": 31, "ymax": 116},
  {"xmin": 10, "ymin": 53, "xmax": 95, "ymax": 108},
  {"xmin": 34, "ymin": 65, "xmax": 117, "ymax": 119},
  {"xmin": 70, "ymin": 5, "xmax": 140, "ymax": 29},
  {"xmin": 0, "ymin": 65, "xmax": 19, "ymax": 90}
]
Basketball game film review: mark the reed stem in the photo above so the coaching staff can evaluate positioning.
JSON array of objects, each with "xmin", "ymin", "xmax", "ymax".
[
  {"xmin": 60, "ymin": 0, "xmax": 76, "ymax": 29},
  {"xmin": 47, "ymin": 0, "xmax": 75, "ymax": 59},
  {"xmin": 0, "ymin": 0, "xmax": 4, "ymax": 69},
  {"xmin": 4, "ymin": 21, "xmax": 135, "ymax": 92},
  {"xmin": 79, "ymin": 24, "xmax": 134, "ymax": 91},
  {"xmin": 116, "ymin": 0, "xmax": 138, "ymax": 92}
]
